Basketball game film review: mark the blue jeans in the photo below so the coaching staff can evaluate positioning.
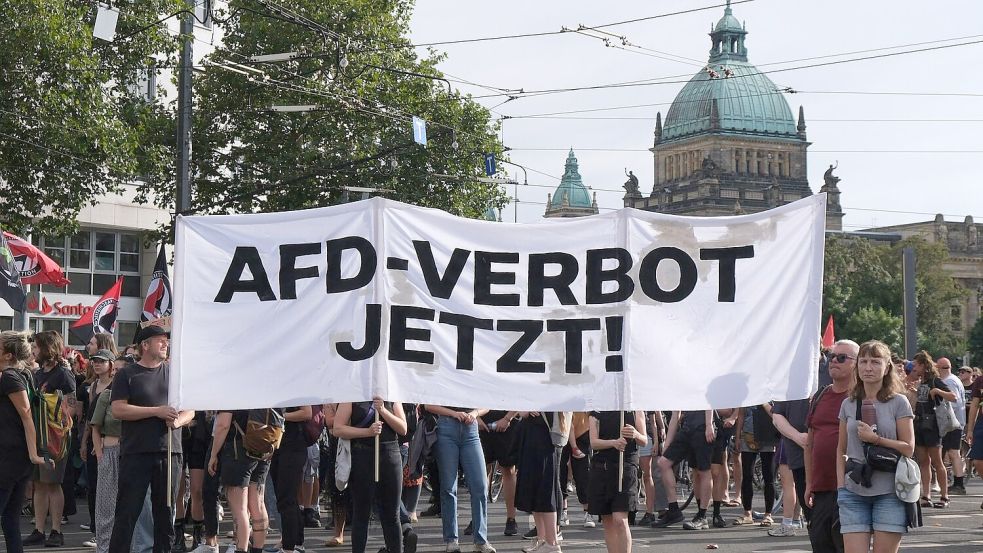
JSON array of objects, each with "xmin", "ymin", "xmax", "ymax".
[
  {"xmin": 837, "ymin": 487, "xmax": 907, "ymax": 535},
  {"xmin": 435, "ymin": 417, "xmax": 489, "ymax": 545},
  {"xmin": 130, "ymin": 490, "xmax": 154, "ymax": 553}
]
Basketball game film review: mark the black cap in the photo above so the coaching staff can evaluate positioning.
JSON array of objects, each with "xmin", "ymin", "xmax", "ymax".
[{"xmin": 135, "ymin": 325, "xmax": 169, "ymax": 343}]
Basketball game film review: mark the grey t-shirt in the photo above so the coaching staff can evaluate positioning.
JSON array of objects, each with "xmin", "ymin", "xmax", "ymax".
[
  {"xmin": 839, "ymin": 394, "xmax": 914, "ymax": 497},
  {"xmin": 942, "ymin": 374, "xmax": 966, "ymax": 427}
]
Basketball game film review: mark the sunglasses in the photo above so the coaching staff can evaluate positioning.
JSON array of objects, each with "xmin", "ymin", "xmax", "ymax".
[{"xmin": 830, "ymin": 354, "xmax": 856, "ymax": 363}]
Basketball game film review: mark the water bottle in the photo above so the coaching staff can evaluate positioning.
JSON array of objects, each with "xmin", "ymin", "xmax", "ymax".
[{"xmin": 861, "ymin": 399, "xmax": 878, "ymax": 427}]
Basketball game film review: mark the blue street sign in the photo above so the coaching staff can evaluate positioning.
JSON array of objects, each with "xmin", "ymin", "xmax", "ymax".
[
  {"xmin": 412, "ymin": 116, "xmax": 427, "ymax": 146},
  {"xmin": 484, "ymin": 153, "xmax": 496, "ymax": 176}
]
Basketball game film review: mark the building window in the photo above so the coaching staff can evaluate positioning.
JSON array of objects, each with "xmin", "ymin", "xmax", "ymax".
[
  {"xmin": 40, "ymin": 231, "xmax": 142, "ymax": 298},
  {"xmin": 194, "ymin": 0, "xmax": 212, "ymax": 28},
  {"xmin": 0, "ymin": 317, "xmax": 12, "ymax": 331},
  {"xmin": 117, "ymin": 321, "xmax": 140, "ymax": 347},
  {"xmin": 952, "ymin": 306, "xmax": 963, "ymax": 332},
  {"xmin": 131, "ymin": 63, "xmax": 157, "ymax": 102}
]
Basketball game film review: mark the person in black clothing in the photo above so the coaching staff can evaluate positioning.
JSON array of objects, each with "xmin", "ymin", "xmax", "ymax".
[
  {"xmin": 479, "ymin": 410, "xmax": 520, "ymax": 535},
  {"xmin": 653, "ymin": 410, "xmax": 716, "ymax": 530},
  {"xmin": 514, "ymin": 412, "xmax": 564, "ymax": 552},
  {"xmin": 271, "ymin": 406, "xmax": 312, "ymax": 553},
  {"xmin": 0, "ymin": 331, "xmax": 51, "ymax": 553},
  {"xmin": 588, "ymin": 410, "xmax": 647, "ymax": 553},
  {"xmin": 23, "ymin": 330, "xmax": 77, "ymax": 548},
  {"xmin": 909, "ymin": 350, "xmax": 957, "ymax": 507},
  {"xmin": 334, "ymin": 399, "xmax": 410, "ymax": 553},
  {"xmin": 108, "ymin": 325, "xmax": 194, "ymax": 553}
]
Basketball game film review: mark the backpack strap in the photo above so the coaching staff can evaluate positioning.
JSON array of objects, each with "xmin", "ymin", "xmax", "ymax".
[{"xmin": 808, "ymin": 384, "xmax": 833, "ymax": 419}]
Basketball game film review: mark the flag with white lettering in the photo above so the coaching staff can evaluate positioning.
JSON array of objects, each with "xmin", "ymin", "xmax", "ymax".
[{"xmin": 0, "ymin": 227, "xmax": 26, "ymax": 311}]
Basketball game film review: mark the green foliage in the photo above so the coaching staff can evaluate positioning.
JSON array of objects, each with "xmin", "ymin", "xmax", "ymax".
[
  {"xmin": 968, "ymin": 317, "xmax": 983, "ymax": 367},
  {"xmin": 139, "ymin": 0, "xmax": 507, "ymax": 227},
  {"xmin": 823, "ymin": 235, "xmax": 968, "ymax": 357},
  {"xmin": 0, "ymin": 0, "xmax": 181, "ymax": 236}
]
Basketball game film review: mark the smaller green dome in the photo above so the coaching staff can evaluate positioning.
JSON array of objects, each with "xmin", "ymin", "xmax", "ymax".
[{"xmin": 549, "ymin": 149, "xmax": 592, "ymax": 208}]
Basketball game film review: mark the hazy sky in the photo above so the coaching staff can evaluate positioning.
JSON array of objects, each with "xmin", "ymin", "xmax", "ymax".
[{"xmin": 409, "ymin": 0, "xmax": 983, "ymax": 229}]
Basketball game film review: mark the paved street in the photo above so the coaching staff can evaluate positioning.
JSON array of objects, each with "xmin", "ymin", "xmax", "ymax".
[{"xmin": 12, "ymin": 479, "xmax": 983, "ymax": 553}]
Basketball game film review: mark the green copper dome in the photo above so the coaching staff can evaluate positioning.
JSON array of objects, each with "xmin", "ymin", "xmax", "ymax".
[
  {"xmin": 549, "ymin": 149, "xmax": 592, "ymax": 208},
  {"xmin": 661, "ymin": 2, "xmax": 797, "ymax": 141}
]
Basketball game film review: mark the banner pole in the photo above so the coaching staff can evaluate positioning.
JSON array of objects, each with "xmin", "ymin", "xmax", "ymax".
[
  {"xmin": 166, "ymin": 435, "xmax": 173, "ymax": 507},
  {"xmin": 617, "ymin": 410, "xmax": 625, "ymax": 492},
  {"xmin": 374, "ymin": 410, "xmax": 380, "ymax": 483}
]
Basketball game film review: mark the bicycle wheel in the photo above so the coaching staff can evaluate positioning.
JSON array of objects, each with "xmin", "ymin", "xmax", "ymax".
[
  {"xmin": 674, "ymin": 459, "xmax": 694, "ymax": 505},
  {"xmin": 488, "ymin": 463, "xmax": 504, "ymax": 503}
]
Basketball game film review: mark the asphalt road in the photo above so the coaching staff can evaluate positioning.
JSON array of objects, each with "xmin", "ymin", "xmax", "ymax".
[{"xmin": 9, "ymin": 480, "xmax": 983, "ymax": 552}]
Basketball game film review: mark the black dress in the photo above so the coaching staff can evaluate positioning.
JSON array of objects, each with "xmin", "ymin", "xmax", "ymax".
[
  {"xmin": 514, "ymin": 414, "xmax": 561, "ymax": 513},
  {"xmin": 587, "ymin": 411, "xmax": 640, "ymax": 516}
]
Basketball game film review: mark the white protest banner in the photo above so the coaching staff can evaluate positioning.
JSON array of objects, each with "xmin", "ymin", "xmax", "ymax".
[{"xmin": 171, "ymin": 195, "xmax": 825, "ymax": 411}]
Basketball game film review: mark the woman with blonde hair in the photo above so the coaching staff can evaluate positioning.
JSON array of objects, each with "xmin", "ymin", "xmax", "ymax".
[
  {"xmin": 0, "ymin": 331, "xmax": 51, "ymax": 553},
  {"xmin": 910, "ymin": 350, "xmax": 956, "ymax": 508},
  {"xmin": 836, "ymin": 340, "xmax": 914, "ymax": 553}
]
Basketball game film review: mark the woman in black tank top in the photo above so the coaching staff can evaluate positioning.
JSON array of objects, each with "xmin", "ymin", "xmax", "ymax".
[
  {"xmin": 334, "ymin": 399, "xmax": 407, "ymax": 553},
  {"xmin": 588, "ymin": 410, "xmax": 647, "ymax": 553}
]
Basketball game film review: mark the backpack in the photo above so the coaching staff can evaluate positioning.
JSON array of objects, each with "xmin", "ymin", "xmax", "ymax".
[
  {"xmin": 33, "ymin": 369, "xmax": 74, "ymax": 462},
  {"xmin": 234, "ymin": 409, "xmax": 285, "ymax": 461},
  {"xmin": 302, "ymin": 405, "xmax": 325, "ymax": 447}
]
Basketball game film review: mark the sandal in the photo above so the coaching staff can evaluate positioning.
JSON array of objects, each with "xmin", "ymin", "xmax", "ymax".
[
  {"xmin": 723, "ymin": 498, "xmax": 742, "ymax": 507},
  {"xmin": 758, "ymin": 515, "xmax": 774, "ymax": 527},
  {"xmin": 919, "ymin": 496, "xmax": 933, "ymax": 508},
  {"xmin": 324, "ymin": 537, "xmax": 345, "ymax": 547},
  {"xmin": 731, "ymin": 515, "xmax": 755, "ymax": 526},
  {"xmin": 934, "ymin": 497, "xmax": 950, "ymax": 508}
]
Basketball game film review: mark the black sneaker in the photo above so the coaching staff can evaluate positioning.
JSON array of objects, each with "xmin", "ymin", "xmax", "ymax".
[
  {"xmin": 637, "ymin": 512, "xmax": 655, "ymax": 526},
  {"xmin": 950, "ymin": 484, "xmax": 967, "ymax": 496},
  {"xmin": 464, "ymin": 520, "xmax": 473, "ymax": 536},
  {"xmin": 522, "ymin": 527, "xmax": 537, "ymax": 539},
  {"xmin": 403, "ymin": 527, "xmax": 418, "ymax": 553},
  {"xmin": 712, "ymin": 514, "xmax": 727, "ymax": 528},
  {"xmin": 303, "ymin": 508, "xmax": 321, "ymax": 529},
  {"xmin": 421, "ymin": 503, "xmax": 441, "ymax": 517},
  {"xmin": 45, "ymin": 530, "xmax": 65, "ymax": 547},
  {"xmin": 23, "ymin": 529, "xmax": 45, "ymax": 546},
  {"xmin": 651, "ymin": 510, "xmax": 684, "ymax": 528},
  {"xmin": 682, "ymin": 516, "xmax": 709, "ymax": 530},
  {"xmin": 504, "ymin": 518, "xmax": 518, "ymax": 536}
]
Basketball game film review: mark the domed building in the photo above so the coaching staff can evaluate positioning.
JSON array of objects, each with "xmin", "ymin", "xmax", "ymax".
[
  {"xmin": 545, "ymin": 148, "xmax": 598, "ymax": 218},
  {"xmin": 624, "ymin": 0, "xmax": 843, "ymax": 230}
]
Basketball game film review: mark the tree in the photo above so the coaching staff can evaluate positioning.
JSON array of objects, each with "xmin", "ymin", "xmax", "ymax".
[
  {"xmin": 969, "ymin": 317, "xmax": 983, "ymax": 367},
  {"xmin": 823, "ymin": 234, "xmax": 968, "ymax": 356},
  {"xmin": 137, "ymin": 0, "xmax": 507, "ymax": 225},
  {"xmin": 0, "ymin": 0, "xmax": 181, "ymax": 236}
]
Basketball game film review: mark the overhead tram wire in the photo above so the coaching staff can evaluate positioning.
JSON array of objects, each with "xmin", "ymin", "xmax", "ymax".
[
  {"xmin": 354, "ymin": 1, "xmax": 755, "ymax": 54},
  {"xmin": 506, "ymin": 147, "xmax": 983, "ymax": 153}
]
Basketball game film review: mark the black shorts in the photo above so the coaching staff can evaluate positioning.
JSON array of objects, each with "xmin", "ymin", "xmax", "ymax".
[
  {"xmin": 915, "ymin": 426, "xmax": 942, "ymax": 448},
  {"xmin": 587, "ymin": 457, "xmax": 639, "ymax": 516},
  {"xmin": 663, "ymin": 426, "xmax": 713, "ymax": 471},
  {"xmin": 480, "ymin": 425, "xmax": 519, "ymax": 468},
  {"xmin": 941, "ymin": 429, "xmax": 962, "ymax": 452},
  {"xmin": 220, "ymin": 447, "xmax": 271, "ymax": 488},
  {"xmin": 711, "ymin": 426, "xmax": 734, "ymax": 465},
  {"xmin": 187, "ymin": 437, "xmax": 209, "ymax": 470}
]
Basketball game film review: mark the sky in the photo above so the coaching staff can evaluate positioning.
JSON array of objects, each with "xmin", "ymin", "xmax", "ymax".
[{"xmin": 408, "ymin": 0, "xmax": 983, "ymax": 229}]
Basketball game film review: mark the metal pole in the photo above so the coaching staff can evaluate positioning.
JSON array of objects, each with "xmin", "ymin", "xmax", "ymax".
[
  {"xmin": 902, "ymin": 247, "xmax": 918, "ymax": 359},
  {"xmin": 14, "ymin": 231, "xmax": 31, "ymax": 332},
  {"xmin": 176, "ymin": 6, "xmax": 194, "ymax": 214}
]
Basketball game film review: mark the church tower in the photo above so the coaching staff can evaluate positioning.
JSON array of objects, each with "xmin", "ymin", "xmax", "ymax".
[{"xmin": 545, "ymin": 149, "xmax": 598, "ymax": 218}]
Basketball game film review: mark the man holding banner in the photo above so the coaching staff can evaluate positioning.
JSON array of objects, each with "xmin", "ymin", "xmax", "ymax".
[{"xmin": 108, "ymin": 325, "xmax": 193, "ymax": 553}]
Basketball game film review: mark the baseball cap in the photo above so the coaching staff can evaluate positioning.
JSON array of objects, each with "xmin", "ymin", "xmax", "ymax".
[
  {"xmin": 90, "ymin": 349, "xmax": 116, "ymax": 361},
  {"xmin": 895, "ymin": 457, "xmax": 920, "ymax": 503},
  {"xmin": 958, "ymin": 366, "xmax": 973, "ymax": 374},
  {"xmin": 135, "ymin": 325, "xmax": 169, "ymax": 343}
]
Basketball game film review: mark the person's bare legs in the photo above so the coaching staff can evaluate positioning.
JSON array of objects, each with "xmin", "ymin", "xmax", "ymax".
[
  {"xmin": 843, "ymin": 532, "xmax": 871, "ymax": 553},
  {"xmin": 929, "ymin": 446, "xmax": 949, "ymax": 500},
  {"xmin": 640, "ymin": 456, "xmax": 655, "ymax": 515},
  {"xmin": 916, "ymin": 446, "xmax": 932, "ymax": 500},
  {"xmin": 247, "ymin": 481, "xmax": 268, "ymax": 549},
  {"xmin": 731, "ymin": 449, "xmax": 743, "ymax": 505},
  {"xmin": 502, "ymin": 466, "xmax": 517, "ymax": 520},
  {"xmin": 871, "ymin": 530, "xmax": 903, "ymax": 553},
  {"xmin": 533, "ymin": 511, "xmax": 559, "ymax": 545},
  {"xmin": 779, "ymin": 464, "xmax": 796, "ymax": 522},
  {"xmin": 228, "ymin": 486, "xmax": 250, "ymax": 551},
  {"xmin": 601, "ymin": 512, "xmax": 631, "ymax": 553}
]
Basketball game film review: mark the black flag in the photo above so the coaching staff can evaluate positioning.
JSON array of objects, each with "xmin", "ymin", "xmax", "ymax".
[
  {"xmin": 141, "ymin": 243, "xmax": 172, "ymax": 322},
  {"xmin": 0, "ymin": 226, "xmax": 26, "ymax": 312}
]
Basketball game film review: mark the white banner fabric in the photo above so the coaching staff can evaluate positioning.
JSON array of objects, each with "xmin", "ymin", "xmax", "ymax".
[{"xmin": 171, "ymin": 195, "xmax": 825, "ymax": 411}]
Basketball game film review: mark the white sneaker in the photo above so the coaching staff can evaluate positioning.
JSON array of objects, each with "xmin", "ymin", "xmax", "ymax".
[
  {"xmin": 582, "ymin": 513, "xmax": 596, "ymax": 528},
  {"xmin": 445, "ymin": 540, "xmax": 461, "ymax": 553},
  {"xmin": 539, "ymin": 544, "xmax": 562, "ymax": 553},
  {"xmin": 559, "ymin": 509, "xmax": 569, "ymax": 527},
  {"xmin": 82, "ymin": 538, "xmax": 97, "ymax": 548},
  {"xmin": 767, "ymin": 524, "xmax": 796, "ymax": 537},
  {"xmin": 190, "ymin": 546, "xmax": 219, "ymax": 553},
  {"xmin": 522, "ymin": 540, "xmax": 544, "ymax": 553},
  {"xmin": 473, "ymin": 544, "xmax": 497, "ymax": 553}
]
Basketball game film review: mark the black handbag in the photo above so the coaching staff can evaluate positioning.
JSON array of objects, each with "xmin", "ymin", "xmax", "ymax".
[{"xmin": 856, "ymin": 400, "xmax": 900, "ymax": 472}]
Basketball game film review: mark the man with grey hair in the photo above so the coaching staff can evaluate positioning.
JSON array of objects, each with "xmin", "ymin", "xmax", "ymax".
[{"xmin": 803, "ymin": 339, "xmax": 858, "ymax": 553}]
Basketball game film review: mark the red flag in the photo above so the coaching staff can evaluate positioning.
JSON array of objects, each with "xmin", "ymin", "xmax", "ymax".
[
  {"xmin": 822, "ymin": 315, "xmax": 835, "ymax": 348},
  {"xmin": 70, "ymin": 276, "xmax": 123, "ymax": 345},
  {"xmin": 2, "ymin": 231, "xmax": 70, "ymax": 287}
]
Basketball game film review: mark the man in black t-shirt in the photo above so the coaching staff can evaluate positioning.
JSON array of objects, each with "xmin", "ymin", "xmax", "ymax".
[
  {"xmin": 108, "ymin": 325, "xmax": 194, "ymax": 553},
  {"xmin": 652, "ymin": 410, "xmax": 715, "ymax": 530}
]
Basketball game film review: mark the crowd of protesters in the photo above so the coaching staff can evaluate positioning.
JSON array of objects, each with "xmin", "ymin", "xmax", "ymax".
[{"xmin": 0, "ymin": 327, "xmax": 982, "ymax": 553}]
